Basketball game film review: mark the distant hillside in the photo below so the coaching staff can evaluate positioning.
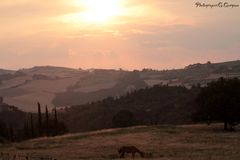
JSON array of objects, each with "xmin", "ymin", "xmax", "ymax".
[
  {"xmin": 0, "ymin": 69, "xmax": 15, "ymax": 75},
  {"xmin": 53, "ymin": 71, "xmax": 147, "ymax": 106},
  {"xmin": 141, "ymin": 60, "xmax": 240, "ymax": 87},
  {"xmin": 61, "ymin": 85, "xmax": 200, "ymax": 132},
  {"xmin": 0, "ymin": 60, "xmax": 239, "ymax": 111},
  {"xmin": 19, "ymin": 66, "xmax": 80, "ymax": 77}
]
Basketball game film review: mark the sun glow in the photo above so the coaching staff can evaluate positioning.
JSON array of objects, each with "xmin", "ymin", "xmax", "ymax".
[
  {"xmin": 60, "ymin": 0, "xmax": 148, "ymax": 27},
  {"xmin": 76, "ymin": 0, "xmax": 123, "ymax": 24}
]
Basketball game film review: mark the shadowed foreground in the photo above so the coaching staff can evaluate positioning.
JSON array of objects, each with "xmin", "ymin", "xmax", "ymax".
[{"xmin": 1, "ymin": 124, "xmax": 240, "ymax": 160}]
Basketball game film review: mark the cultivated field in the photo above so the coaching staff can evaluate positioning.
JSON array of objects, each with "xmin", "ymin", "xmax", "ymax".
[{"xmin": 1, "ymin": 124, "xmax": 240, "ymax": 160}]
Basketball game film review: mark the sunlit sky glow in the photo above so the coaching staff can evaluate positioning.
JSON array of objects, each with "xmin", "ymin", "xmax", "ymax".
[{"xmin": 0, "ymin": 0, "xmax": 239, "ymax": 70}]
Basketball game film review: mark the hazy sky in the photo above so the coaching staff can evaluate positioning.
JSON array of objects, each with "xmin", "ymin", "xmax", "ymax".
[{"xmin": 0, "ymin": 0, "xmax": 240, "ymax": 70}]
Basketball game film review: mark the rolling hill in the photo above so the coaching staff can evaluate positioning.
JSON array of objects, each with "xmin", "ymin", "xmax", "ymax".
[{"xmin": 0, "ymin": 60, "xmax": 239, "ymax": 112}]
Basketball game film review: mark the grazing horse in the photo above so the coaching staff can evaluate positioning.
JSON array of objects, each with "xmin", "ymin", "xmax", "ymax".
[{"xmin": 118, "ymin": 146, "xmax": 144, "ymax": 158}]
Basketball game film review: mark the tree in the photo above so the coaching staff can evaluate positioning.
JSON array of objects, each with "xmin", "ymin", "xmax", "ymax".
[
  {"xmin": 53, "ymin": 107, "xmax": 58, "ymax": 136},
  {"xmin": 195, "ymin": 77, "xmax": 240, "ymax": 131},
  {"xmin": 30, "ymin": 113, "xmax": 34, "ymax": 138},
  {"xmin": 45, "ymin": 105, "xmax": 49, "ymax": 136},
  {"xmin": 8, "ymin": 125, "xmax": 14, "ymax": 141},
  {"xmin": 37, "ymin": 102, "xmax": 42, "ymax": 136},
  {"xmin": 24, "ymin": 121, "xmax": 29, "ymax": 139},
  {"xmin": 54, "ymin": 107, "xmax": 58, "ymax": 126},
  {"xmin": 112, "ymin": 110, "xmax": 137, "ymax": 128},
  {"xmin": 0, "ymin": 121, "xmax": 8, "ymax": 139}
]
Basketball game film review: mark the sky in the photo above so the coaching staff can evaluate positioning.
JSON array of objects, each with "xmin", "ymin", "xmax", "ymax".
[{"xmin": 0, "ymin": 0, "xmax": 240, "ymax": 70}]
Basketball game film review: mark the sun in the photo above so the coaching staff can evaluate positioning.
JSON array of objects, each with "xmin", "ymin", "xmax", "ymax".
[
  {"xmin": 78, "ymin": 0, "xmax": 123, "ymax": 24},
  {"xmin": 60, "ymin": 0, "xmax": 127, "ymax": 26}
]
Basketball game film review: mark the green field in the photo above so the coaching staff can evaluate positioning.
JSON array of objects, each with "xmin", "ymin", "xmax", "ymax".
[{"xmin": 1, "ymin": 124, "xmax": 240, "ymax": 160}]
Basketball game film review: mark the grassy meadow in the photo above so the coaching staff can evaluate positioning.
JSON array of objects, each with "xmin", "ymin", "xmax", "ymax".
[{"xmin": 1, "ymin": 124, "xmax": 240, "ymax": 160}]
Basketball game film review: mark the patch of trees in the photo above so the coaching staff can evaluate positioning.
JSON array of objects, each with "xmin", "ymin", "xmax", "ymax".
[
  {"xmin": 194, "ymin": 77, "xmax": 240, "ymax": 131},
  {"xmin": 62, "ymin": 85, "xmax": 200, "ymax": 132},
  {"xmin": 0, "ymin": 102, "xmax": 67, "ymax": 143},
  {"xmin": 23, "ymin": 102, "xmax": 67, "ymax": 140},
  {"xmin": 0, "ymin": 121, "xmax": 19, "ymax": 142},
  {"xmin": 112, "ymin": 110, "xmax": 138, "ymax": 128},
  {"xmin": 0, "ymin": 104, "xmax": 25, "ymax": 142},
  {"xmin": 32, "ymin": 74, "xmax": 52, "ymax": 80},
  {"xmin": 62, "ymin": 78, "xmax": 240, "ymax": 132},
  {"xmin": 0, "ymin": 122, "xmax": 13, "ymax": 142}
]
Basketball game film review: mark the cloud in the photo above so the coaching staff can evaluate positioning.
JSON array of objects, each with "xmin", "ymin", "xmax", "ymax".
[{"xmin": 0, "ymin": 0, "xmax": 239, "ymax": 70}]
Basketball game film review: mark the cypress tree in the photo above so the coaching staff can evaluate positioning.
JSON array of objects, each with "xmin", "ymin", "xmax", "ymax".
[
  {"xmin": 30, "ymin": 113, "xmax": 34, "ymax": 138},
  {"xmin": 8, "ymin": 124, "xmax": 14, "ymax": 142},
  {"xmin": 37, "ymin": 102, "xmax": 42, "ymax": 136},
  {"xmin": 45, "ymin": 105, "xmax": 49, "ymax": 136},
  {"xmin": 23, "ymin": 121, "xmax": 29, "ymax": 139},
  {"xmin": 54, "ymin": 107, "xmax": 58, "ymax": 135}
]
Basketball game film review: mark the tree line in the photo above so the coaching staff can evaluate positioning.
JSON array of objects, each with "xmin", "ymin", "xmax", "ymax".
[
  {"xmin": 0, "ymin": 102, "xmax": 67, "ymax": 142},
  {"xmin": 112, "ymin": 77, "xmax": 240, "ymax": 131},
  {"xmin": 62, "ymin": 84, "xmax": 200, "ymax": 132},
  {"xmin": 63, "ymin": 77, "xmax": 240, "ymax": 132}
]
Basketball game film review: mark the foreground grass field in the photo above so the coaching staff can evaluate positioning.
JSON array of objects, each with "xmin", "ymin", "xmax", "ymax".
[{"xmin": 1, "ymin": 124, "xmax": 240, "ymax": 160}]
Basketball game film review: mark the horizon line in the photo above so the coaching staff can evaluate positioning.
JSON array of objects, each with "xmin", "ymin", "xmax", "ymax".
[{"xmin": 1, "ymin": 59, "xmax": 239, "ymax": 72}]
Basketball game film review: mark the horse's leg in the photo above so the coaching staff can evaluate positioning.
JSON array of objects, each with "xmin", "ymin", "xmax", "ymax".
[
  {"xmin": 120, "ymin": 152, "xmax": 125, "ymax": 158},
  {"xmin": 132, "ymin": 152, "xmax": 135, "ymax": 159}
]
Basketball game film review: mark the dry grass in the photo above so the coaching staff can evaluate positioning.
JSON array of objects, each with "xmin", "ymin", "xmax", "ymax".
[{"xmin": 1, "ymin": 124, "xmax": 240, "ymax": 160}]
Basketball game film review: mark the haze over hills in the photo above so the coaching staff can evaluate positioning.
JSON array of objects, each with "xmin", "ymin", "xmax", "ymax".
[{"xmin": 0, "ymin": 60, "xmax": 239, "ymax": 112}]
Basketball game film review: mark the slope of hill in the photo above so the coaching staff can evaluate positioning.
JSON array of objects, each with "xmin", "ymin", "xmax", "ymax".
[
  {"xmin": 53, "ymin": 71, "xmax": 147, "ymax": 106},
  {"xmin": 1, "ymin": 124, "xmax": 240, "ymax": 160},
  {"xmin": 0, "ymin": 60, "xmax": 239, "ymax": 111}
]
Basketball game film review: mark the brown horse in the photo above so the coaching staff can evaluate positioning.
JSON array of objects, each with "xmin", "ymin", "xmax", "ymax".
[{"xmin": 118, "ymin": 146, "xmax": 144, "ymax": 158}]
